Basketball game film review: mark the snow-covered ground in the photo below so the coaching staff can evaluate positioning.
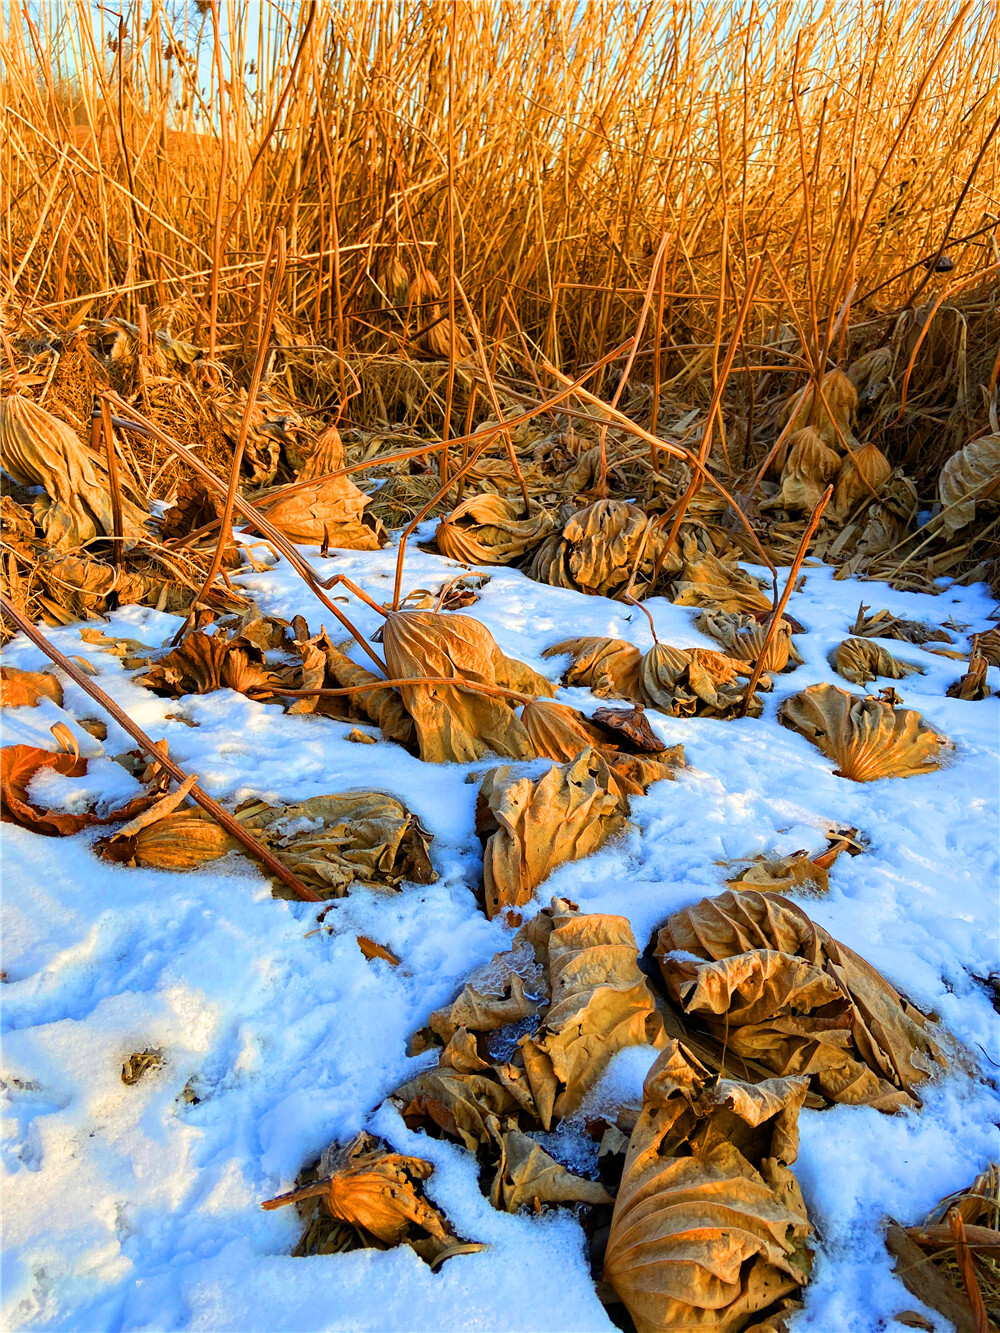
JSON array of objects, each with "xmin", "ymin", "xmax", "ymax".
[{"xmin": 2, "ymin": 525, "xmax": 998, "ymax": 1333}]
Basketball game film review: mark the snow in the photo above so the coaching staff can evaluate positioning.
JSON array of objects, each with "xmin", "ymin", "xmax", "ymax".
[{"xmin": 2, "ymin": 528, "xmax": 998, "ymax": 1333}]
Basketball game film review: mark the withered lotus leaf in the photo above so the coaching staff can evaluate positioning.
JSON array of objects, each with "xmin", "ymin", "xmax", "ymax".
[
  {"xmin": 99, "ymin": 807, "xmax": 240, "ymax": 869},
  {"xmin": 135, "ymin": 628, "xmax": 281, "ymax": 698},
  {"xmin": 640, "ymin": 643, "xmax": 766, "ymax": 719},
  {"xmin": 477, "ymin": 748, "xmax": 629, "ymax": 920},
  {"xmin": 395, "ymin": 1068, "xmax": 524, "ymax": 1152},
  {"xmin": 2, "ymin": 744, "xmax": 156, "ymax": 836},
  {"xmin": 297, "ymin": 424, "xmax": 345, "ymax": 481},
  {"xmin": 520, "ymin": 699, "xmax": 684, "ymax": 796},
  {"xmin": 284, "ymin": 622, "xmax": 327, "ymax": 716},
  {"xmin": 779, "ymin": 367, "xmax": 857, "ymax": 448},
  {"xmin": 604, "ymin": 1041, "xmax": 812, "ymax": 1333},
  {"xmin": 1, "ymin": 666, "xmax": 63, "ymax": 708},
  {"xmin": 849, "ymin": 607, "xmax": 952, "ymax": 645},
  {"xmin": 259, "ymin": 471, "xmax": 386, "ymax": 549},
  {"xmin": 832, "ymin": 442, "xmax": 892, "ymax": 518},
  {"xmin": 543, "ymin": 636, "xmax": 643, "ymax": 701},
  {"xmin": 261, "ymin": 1131, "xmax": 454, "ymax": 1253},
  {"xmin": 320, "ymin": 641, "xmax": 416, "ymax": 748},
  {"xmin": 976, "ymin": 627, "xmax": 1000, "ymax": 667},
  {"xmin": 436, "ymin": 494, "xmax": 554, "ymax": 565},
  {"xmin": 946, "ymin": 648, "xmax": 990, "ymax": 701},
  {"xmin": 428, "ymin": 941, "xmax": 548, "ymax": 1043},
  {"xmin": 0, "ymin": 391, "xmax": 148, "ymax": 552},
  {"xmin": 937, "ymin": 432, "xmax": 1000, "ymax": 537},
  {"xmin": 764, "ymin": 427, "xmax": 841, "ymax": 514},
  {"xmin": 697, "ymin": 611, "xmax": 802, "ymax": 674},
  {"xmin": 670, "ymin": 544, "xmax": 773, "ymax": 616},
  {"xmin": 529, "ymin": 499, "xmax": 669, "ymax": 600},
  {"xmin": 519, "ymin": 698, "xmax": 616, "ymax": 762},
  {"xmin": 834, "ymin": 637, "xmax": 921, "ymax": 686},
  {"xmin": 655, "ymin": 889, "xmax": 944, "ymax": 1110},
  {"xmin": 778, "ymin": 682, "xmax": 947, "ymax": 781},
  {"xmin": 520, "ymin": 899, "xmax": 668, "ymax": 1128},
  {"xmin": 382, "ymin": 610, "xmax": 537, "ymax": 763},
  {"xmin": 490, "ymin": 1126, "xmax": 613, "ymax": 1213}
]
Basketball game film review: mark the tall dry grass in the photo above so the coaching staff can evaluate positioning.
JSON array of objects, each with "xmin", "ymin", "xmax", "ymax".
[{"xmin": 2, "ymin": 1, "xmax": 998, "ymax": 446}]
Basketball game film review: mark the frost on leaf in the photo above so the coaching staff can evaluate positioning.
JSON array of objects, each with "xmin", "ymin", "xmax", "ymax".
[
  {"xmin": 435, "ymin": 494, "xmax": 554, "ymax": 565},
  {"xmin": 603, "ymin": 1041, "xmax": 813, "ymax": 1333},
  {"xmin": 477, "ymin": 748, "xmax": 630, "ymax": 921},
  {"xmin": 834, "ymin": 637, "xmax": 922, "ymax": 686},
  {"xmin": 655, "ymin": 889, "xmax": 944, "ymax": 1111},
  {"xmin": 778, "ymin": 682, "xmax": 947, "ymax": 781},
  {"xmin": 490, "ymin": 1125, "xmax": 613, "ymax": 1212}
]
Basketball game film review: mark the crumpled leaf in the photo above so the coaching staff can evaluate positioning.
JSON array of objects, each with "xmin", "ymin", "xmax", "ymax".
[
  {"xmin": 490, "ymin": 1125, "xmax": 613, "ymax": 1212},
  {"xmin": 832, "ymin": 442, "xmax": 892, "ymax": 519},
  {"xmin": 97, "ymin": 806, "xmax": 240, "ymax": 869},
  {"xmin": 427, "ymin": 940, "xmax": 548, "ymax": 1044},
  {"xmin": 477, "ymin": 748, "xmax": 629, "ymax": 920},
  {"xmin": 763, "ymin": 427, "xmax": 841, "ymax": 514},
  {"xmin": 640, "ymin": 643, "xmax": 767, "ymax": 719},
  {"xmin": 297, "ymin": 424, "xmax": 346, "ymax": 480},
  {"xmin": 260, "ymin": 1131, "xmax": 461, "ymax": 1261},
  {"xmin": 834, "ymin": 637, "xmax": 922, "ymax": 686},
  {"xmin": 937, "ymin": 432, "xmax": 1000, "ymax": 536},
  {"xmin": 135, "ymin": 627, "xmax": 282, "ymax": 698},
  {"xmin": 1, "ymin": 744, "xmax": 156, "ymax": 836},
  {"xmin": 0, "ymin": 391, "xmax": 148, "ymax": 552},
  {"xmin": 529, "ymin": 499, "xmax": 670, "ymax": 599},
  {"xmin": 604, "ymin": 1040, "xmax": 812, "ymax": 1333},
  {"xmin": 519, "ymin": 699, "xmax": 684, "ymax": 796},
  {"xmin": 778, "ymin": 682, "xmax": 947, "ymax": 781},
  {"xmin": 671, "ymin": 538, "xmax": 773, "ymax": 615},
  {"xmin": 259, "ymin": 470, "xmax": 386, "ymax": 549},
  {"xmin": 159, "ymin": 476, "xmax": 241, "ymax": 568},
  {"xmin": 977, "ymin": 627, "xmax": 1000, "ymax": 667},
  {"xmin": 318, "ymin": 639, "xmax": 416, "ymax": 747},
  {"xmin": 436, "ymin": 494, "xmax": 554, "ymax": 565},
  {"xmin": 697, "ymin": 611, "xmax": 802, "ymax": 674},
  {"xmin": 850, "ymin": 605, "xmax": 952, "ymax": 645},
  {"xmin": 396, "ymin": 1067, "xmax": 523, "ymax": 1152},
  {"xmin": 520, "ymin": 898, "xmax": 668, "ymax": 1128},
  {"xmin": 655, "ymin": 889, "xmax": 945, "ymax": 1110},
  {"xmin": 945, "ymin": 644, "xmax": 990, "ymax": 701},
  {"xmin": 779, "ymin": 367, "xmax": 857, "ymax": 448},
  {"xmin": 543, "ymin": 636, "xmax": 643, "ymax": 701},
  {"xmin": 382, "ymin": 610, "xmax": 545, "ymax": 763},
  {"xmin": 1, "ymin": 666, "xmax": 63, "ymax": 708}
]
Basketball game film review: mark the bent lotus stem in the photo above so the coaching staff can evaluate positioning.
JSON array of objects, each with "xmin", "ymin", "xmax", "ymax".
[
  {"xmin": 738, "ymin": 484, "xmax": 832, "ymax": 716},
  {"xmin": 0, "ymin": 592, "xmax": 321, "ymax": 903}
]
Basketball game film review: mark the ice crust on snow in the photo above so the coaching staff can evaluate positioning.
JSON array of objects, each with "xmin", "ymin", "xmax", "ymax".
[{"xmin": 1, "ymin": 531, "xmax": 998, "ymax": 1333}]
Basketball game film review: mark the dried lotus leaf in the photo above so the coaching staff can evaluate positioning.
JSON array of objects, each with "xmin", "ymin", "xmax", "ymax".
[
  {"xmin": 937, "ymin": 432, "xmax": 1000, "ymax": 536},
  {"xmin": 542, "ymin": 636, "xmax": 643, "ymax": 701},
  {"xmin": 765, "ymin": 427, "xmax": 841, "ymax": 513},
  {"xmin": 520, "ymin": 899, "xmax": 668, "ymax": 1128},
  {"xmin": 298, "ymin": 424, "xmax": 346, "ymax": 481},
  {"xmin": 778, "ymin": 682, "xmax": 946, "ymax": 781},
  {"xmin": 975, "ymin": 627, "xmax": 1000, "ymax": 667},
  {"xmin": 382, "ymin": 610, "xmax": 534, "ymax": 763},
  {"xmin": 945, "ymin": 647, "xmax": 990, "ymax": 700},
  {"xmin": 491, "ymin": 1126, "xmax": 613, "ymax": 1213},
  {"xmin": 779, "ymin": 367, "xmax": 857, "ymax": 446},
  {"xmin": 834, "ymin": 637, "xmax": 921, "ymax": 686},
  {"xmin": 603, "ymin": 1040, "xmax": 812, "ymax": 1333},
  {"xmin": 655, "ymin": 888, "xmax": 945, "ymax": 1110},
  {"xmin": 98, "ymin": 807, "xmax": 240, "ymax": 869},
  {"xmin": 436, "ymin": 494, "xmax": 554, "ymax": 565},
  {"xmin": 529, "ymin": 499, "xmax": 668, "ymax": 599},
  {"xmin": 696, "ymin": 610, "xmax": 802, "ymax": 673},
  {"xmin": 395, "ymin": 1068, "xmax": 522, "ymax": 1152},
  {"xmin": 2, "ymin": 744, "xmax": 156, "ymax": 836},
  {"xmin": 670, "ymin": 545, "xmax": 773, "ymax": 616},
  {"xmin": 478, "ymin": 748, "xmax": 629, "ymax": 920},
  {"xmin": 640, "ymin": 643, "xmax": 765, "ymax": 719},
  {"xmin": 135, "ymin": 628, "xmax": 281, "ymax": 698},
  {"xmin": 850, "ymin": 607, "xmax": 952, "ymax": 645},
  {"xmin": 0, "ymin": 666, "xmax": 63, "ymax": 708},
  {"xmin": 520, "ymin": 698, "xmax": 614, "ymax": 762},
  {"xmin": 832, "ymin": 442, "xmax": 892, "ymax": 518},
  {"xmin": 259, "ymin": 470, "xmax": 385, "ymax": 549},
  {"xmin": 0, "ymin": 391, "xmax": 149, "ymax": 552}
]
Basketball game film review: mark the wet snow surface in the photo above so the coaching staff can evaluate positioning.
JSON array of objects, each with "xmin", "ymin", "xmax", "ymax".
[{"xmin": 2, "ymin": 528, "xmax": 998, "ymax": 1333}]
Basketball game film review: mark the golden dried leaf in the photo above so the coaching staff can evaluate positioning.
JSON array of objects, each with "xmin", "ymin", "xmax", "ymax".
[
  {"xmin": 529, "ymin": 500, "xmax": 668, "ymax": 599},
  {"xmin": 778, "ymin": 682, "xmax": 947, "ymax": 781},
  {"xmin": 0, "ymin": 391, "xmax": 148, "ymax": 551},
  {"xmin": 945, "ymin": 646, "xmax": 990, "ymax": 701},
  {"xmin": 298, "ymin": 424, "xmax": 345, "ymax": 481},
  {"xmin": 99, "ymin": 807, "xmax": 239, "ymax": 869},
  {"xmin": 543, "ymin": 636, "xmax": 643, "ymax": 701},
  {"xmin": 850, "ymin": 606, "xmax": 952, "ymax": 645},
  {"xmin": 436, "ymin": 494, "xmax": 554, "ymax": 565},
  {"xmin": 696, "ymin": 611, "xmax": 802, "ymax": 673},
  {"xmin": 671, "ymin": 544, "xmax": 773, "ymax": 616},
  {"xmin": 0, "ymin": 666, "xmax": 63, "ymax": 708},
  {"xmin": 259, "ymin": 472, "xmax": 385, "ymax": 549},
  {"xmin": 976, "ymin": 627, "xmax": 1000, "ymax": 667},
  {"xmin": 834, "ymin": 637, "xmax": 922, "ymax": 686},
  {"xmin": 832, "ymin": 443, "xmax": 892, "ymax": 518},
  {"xmin": 477, "ymin": 749, "xmax": 629, "ymax": 920},
  {"xmin": 937, "ymin": 432, "xmax": 1000, "ymax": 536},
  {"xmin": 520, "ymin": 697, "xmax": 614, "ymax": 762},
  {"xmin": 320, "ymin": 641, "xmax": 416, "ymax": 748},
  {"xmin": 520, "ymin": 899, "xmax": 668, "ymax": 1128},
  {"xmin": 656, "ymin": 889, "xmax": 944, "ymax": 1110},
  {"xmin": 382, "ymin": 610, "xmax": 536, "ymax": 763},
  {"xmin": 779, "ymin": 368, "xmax": 857, "ymax": 447},
  {"xmin": 766, "ymin": 427, "xmax": 841, "ymax": 514},
  {"xmin": 428, "ymin": 942, "xmax": 547, "ymax": 1043},
  {"xmin": 357, "ymin": 936, "xmax": 401, "ymax": 966},
  {"xmin": 640, "ymin": 643, "xmax": 765, "ymax": 719},
  {"xmin": 1, "ymin": 744, "xmax": 156, "ymax": 837},
  {"xmin": 491, "ymin": 1126, "xmax": 613, "ymax": 1212},
  {"xmin": 604, "ymin": 1041, "xmax": 812, "ymax": 1333},
  {"xmin": 396, "ymin": 1068, "xmax": 523, "ymax": 1152},
  {"xmin": 135, "ymin": 628, "xmax": 281, "ymax": 698}
]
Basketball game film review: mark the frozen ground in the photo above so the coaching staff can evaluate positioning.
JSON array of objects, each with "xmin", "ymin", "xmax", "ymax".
[{"xmin": 2, "ymin": 525, "xmax": 998, "ymax": 1333}]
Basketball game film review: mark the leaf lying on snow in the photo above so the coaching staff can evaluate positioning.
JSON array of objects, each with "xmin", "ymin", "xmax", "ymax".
[
  {"xmin": 640, "ymin": 643, "xmax": 768, "ymax": 719},
  {"xmin": 778, "ymin": 682, "xmax": 948, "ymax": 781},
  {"xmin": 519, "ymin": 698, "xmax": 685, "ymax": 796},
  {"xmin": 382, "ymin": 610, "xmax": 550, "ymax": 763},
  {"xmin": 670, "ymin": 539, "xmax": 773, "ymax": 616},
  {"xmin": 490, "ymin": 1125, "xmax": 613, "ymax": 1213},
  {"xmin": 0, "ymin": 666, "xmax": 63, "ymax": 708},
  {"xmin": 258, "ymin": 470, "xmax": 386, "ymax": 549},
  {"xmin": 655, "ymin": 888, "xmax": 944, "ymax": 1110},
  {"xmin": 0, "ymin": 391, "xmax": 148, "ymax": 551},
  {"xmin": 697, "ymin": 610, "xmax": 802, "ymax": 674},
  {"xmin": 529, "ymin": 499, "xmax": 671, "ymax": 600},
  {"xmin": 477, "ymin": 748, "xmax": 630, "ymax": 921},
  {"xmin": 435, "ymin": 494, "xmax": 554, "ymax": 565},
  {"xmin": 946, "ymin": 644, "xmax": 991, "ymax": 701},
  {"xmin": 834, "ymin": 637, "xmax": 922, "ymax": 686},
  {"xmin": 317, "ymin": 640, "xmax": 416, "ymax": 747},
  {"xmin": 261, "ymin": 1130, "xmax": 476, "ymax": 1266},
  {"xmin": 543, "ymin": 636, "xmax": 642, "ymax": 701},
  {"xmin": 849, "ymin": 604, "xmax": 953, "ymax": 645},
  {"xmin": 603, "ymin": 1041, "xmax": 812, "ymax": 1333},
  {"xmin": 134, "ymin": 627, "xmax": 282, "ymax": 698},
  {"xmin": 1, "ymin": 744, "xmax": 156, "ymax": 836}
]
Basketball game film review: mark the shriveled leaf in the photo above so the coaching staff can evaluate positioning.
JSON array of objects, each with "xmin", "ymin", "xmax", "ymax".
[
  {"xmin": 671, "ymin": 541, "xmax": 773, "ymax": 616},
  {"xmin": 529, "ymin": 500, "xmax": 670, "ymax": 600},
  {"xmin": 937, "ymin": 432, "xmax": 1000, "ymax": 536},
  {"xmin": 779, "ymin": 368, "xmax": 857, "ymax": 447},
  {"xmin": 98, "ymin": 806, "xmax": 240, "ymax": 869},
  {"xmin": 832, "ymin": 443, "xmax": 892, "ymax": 519},
  {"xmin": 429, "ymin": 939, "xmax": 547, "ymax": 1043},
  {"xmin": 436, "ymin": 494, "xmax": 554, "ymax": 565},
  {"xmin": 477, "ymin": 748, "xmax": 629, "ymax": 920},
  {"xmin": 491, "ymin": 1126, "xmax": 613, "ymax": 1212},
  {"xmin": 259, "ymin": 472, "xmax": 386, "ymax": 549},
  {"xmin": 0, "ymin": 666, "xmax": 63, "ymax": 708},
  {"xmin": 697, "ymin": 610, "xmax": 802, "ymax": 674},
  {"xmin": 2, "ymin": 744, "xmax": 156, "ymax": 836},
  {"xmin": 318, "ymin": 640, "xmax": 416, "ymax": 747},
  {"xmin": 946, "ymin": 645, "xmax": 991, "ymax": 701},
  {"xmin": 543, "ymin": 636, "xmax": 643, "ymax": 701},
  {"xmin": 977, "ymin": 627, "xmax": 1000, "ymax": 667},
  {"xmin": 778, "ymin": 682, "xmax": 947, "ymax": 781},
  {"xmin": 834, "ymin": 637, "xmax": 922, "ymax": 686},
  {"xmin": 396, "ymin": 1068, "xmax": 523, "ymax": 1152},
  {"xmin": 640, "ymin": 643, "xmax": 766, "ymax": 719},
  {"xmin": 604, "ymin": 1041, "xmax": 812, "ymax": 1333},
  {"xmin": 764, "ymin": 427, "xmax": 841, "ymax": 514},
  {"xmin": 656, "ymin": 889, "xmax": 945, "ymax": 1110},
  {"xmin": 850, "ymin": 606, "xmax": 952, "ymax": 645},
  {"xmin": 520, "ymin": 698, "xmax": 614, "ymax": 761},
  {"xmin": 134, "ymin": 628, "xmax": 281, "ymax": 698}
]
